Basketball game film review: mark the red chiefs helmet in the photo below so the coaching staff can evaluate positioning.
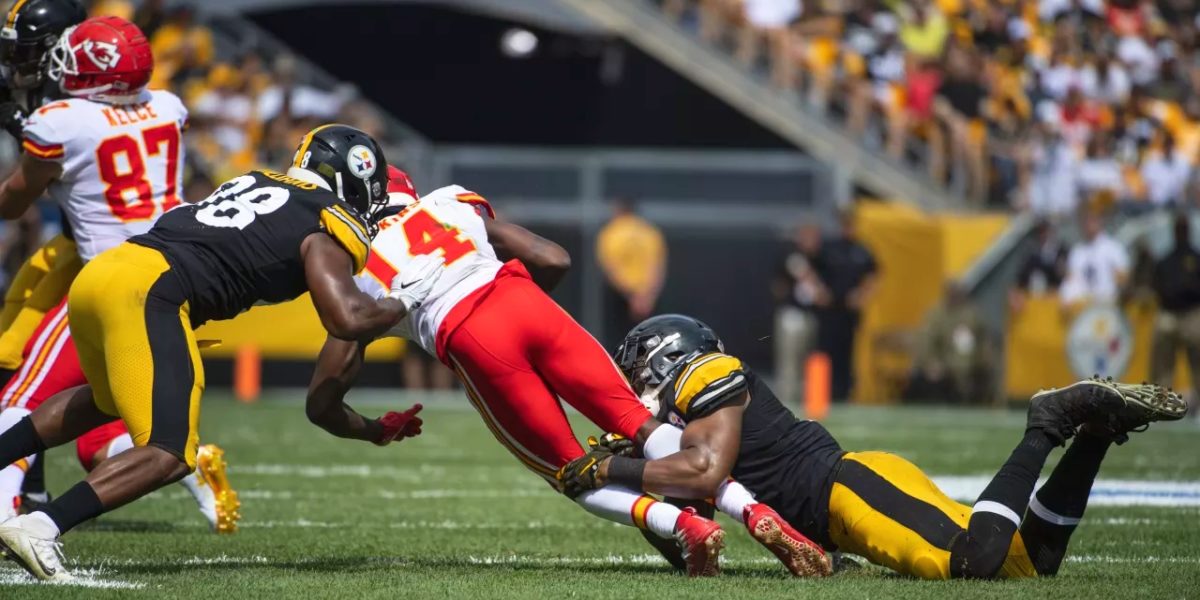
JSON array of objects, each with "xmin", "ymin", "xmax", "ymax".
[
  {"xmin": 385, "ymin": 165, "xmax": 418, "ymax": 209},
  {"xmin": 47, "ymin": 16, "xmax": 152, "ymax": 103}
]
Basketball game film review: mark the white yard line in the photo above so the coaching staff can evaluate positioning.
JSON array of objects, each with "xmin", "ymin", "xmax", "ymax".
[
  {"xmin": 0, "ymin": 567, "xmax": 145, "ymax": 589},
  {"xmin": 932, "ymin": 476, "xmax": 1200, "ymax": 507}
]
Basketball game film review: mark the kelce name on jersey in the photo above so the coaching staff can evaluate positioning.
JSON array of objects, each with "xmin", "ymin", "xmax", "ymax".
[{"xmin": 101, "ymin": 102, "xmax": 160, "ymax": 127}]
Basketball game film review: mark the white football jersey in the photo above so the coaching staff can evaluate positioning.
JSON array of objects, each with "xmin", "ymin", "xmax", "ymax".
[
  {"xmin": 355, "ymin": 185, "xmax": 503, "ymax": 355},
  {"xmin": 22, "ymin": 89, "xmax": 189, "ymax": 260}
]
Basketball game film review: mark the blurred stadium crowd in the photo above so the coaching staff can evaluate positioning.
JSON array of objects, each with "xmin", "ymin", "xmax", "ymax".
[{"xmin": 665, "ymin": 0, "xmax": 1200, "ymax": 212}]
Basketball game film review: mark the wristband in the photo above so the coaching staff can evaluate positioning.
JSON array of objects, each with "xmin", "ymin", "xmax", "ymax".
[{"xmin": 606, "ymin": 455, "xmax": 647, "ymax": 489}]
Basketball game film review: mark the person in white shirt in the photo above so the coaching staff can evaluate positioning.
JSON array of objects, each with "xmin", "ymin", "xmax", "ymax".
[
  {"xmin": 1060, "ymin": 212, "xmax": 1130, "ymax": 306},
  {"xmin": 1140, "ymin": 136, "xmax": 1192, "ymax": 207}
]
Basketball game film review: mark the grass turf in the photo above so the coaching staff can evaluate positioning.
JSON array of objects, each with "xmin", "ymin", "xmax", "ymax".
[{"xmin": 3, "ymin": 391, "xmax": 1199, "ymax": 599}]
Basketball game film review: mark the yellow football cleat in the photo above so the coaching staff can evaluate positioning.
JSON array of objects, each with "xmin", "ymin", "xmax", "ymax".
[{"xmin": 196, "ymin": 444, "xmax": 241, "ymax": 534}]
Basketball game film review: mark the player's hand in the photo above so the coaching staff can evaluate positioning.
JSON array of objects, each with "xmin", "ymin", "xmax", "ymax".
[
  {"xmin": 587, "ymin": 433, "xmax": 636, "ymax": 458},
  {"xmin": 388, "ymin": 253, "xmax": 445, "ymax": 311},
  {"xmin": 0, "ymin": 102, "xmax": 26, "ymax": 140},
  {"xmin": 374, "ymin": 404, "xmax": 424, "ymax": 446},
  {"xmin": 555, "ymin": 447, "xmax": 613, "ymax": 499}
]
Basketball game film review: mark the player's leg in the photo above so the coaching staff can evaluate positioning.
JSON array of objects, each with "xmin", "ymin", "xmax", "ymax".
[
  {"xmin": 0, "ymin": 235, "xmax": 81, "ymax": 378},
  {"xmin": 640, "ymin": 423, "xmax": 830, "ymax": 576},
  {"xmin": 1019, "ymin": 381, "xmax": 1186, "ymax": 575},
  {"xmin": 0, "ymin": 245, "xmax": 200, "ymax": 580},
  {"xmin": 0, "ymin": 299, "xmax": 76, "ymax": 513},
  {"xmin": 75, "ymin": 421, "xmax": 239, "ymax": 533},
  {"xmin": 827, "ymin": 450, "xmax": 1038, "ymax": 580},
  {"xmin": 445, "ymin": 320, "xmax": 723, "ymax": 576}
]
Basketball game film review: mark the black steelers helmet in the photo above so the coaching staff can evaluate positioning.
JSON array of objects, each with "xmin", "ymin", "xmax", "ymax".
[
  {"xmin": 614, "ymin": 314, "xmax": 724, "ymax": 395},
  {"xmin": 291, "ymin": 123, "xmax": 390, "ymax": 227},
  {"xmin": 0, "ymin": 0, "xmax": 86, "ymax": 90}
]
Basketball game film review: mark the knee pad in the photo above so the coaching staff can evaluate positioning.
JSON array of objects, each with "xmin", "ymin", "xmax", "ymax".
[{"xmin": 949, "ymin": 530, "xmax": 1012, "ymax": 579}]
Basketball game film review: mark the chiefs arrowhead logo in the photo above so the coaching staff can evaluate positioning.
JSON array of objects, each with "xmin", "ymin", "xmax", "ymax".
[{"xmin": 81, "ymin": 39, "xmax": 121, "ymax": 71}]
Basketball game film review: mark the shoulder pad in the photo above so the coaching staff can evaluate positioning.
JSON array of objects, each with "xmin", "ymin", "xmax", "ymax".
[{"xmin": 670, "ymin": 353, "xmax": 748, "ymax": 418}]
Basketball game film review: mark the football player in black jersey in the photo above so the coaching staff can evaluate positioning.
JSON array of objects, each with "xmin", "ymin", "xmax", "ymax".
[
  {"xmin": 560, "ymin": 314, "xmax": 1186, "ymax": 580},
  {"xmin": 0, "ymin": 124, "xmax": 444, "ymax": 581}
]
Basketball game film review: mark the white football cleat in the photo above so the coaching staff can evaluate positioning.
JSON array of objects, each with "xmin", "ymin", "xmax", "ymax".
[{"xmin": 0, "ymin": 514, "xmax": 72, "ymax": 582}]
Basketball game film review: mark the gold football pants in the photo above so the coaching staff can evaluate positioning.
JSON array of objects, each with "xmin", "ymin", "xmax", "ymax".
[{"xmin": 828, "ymin": 451, "xmax": 1037, "ymax": 580}]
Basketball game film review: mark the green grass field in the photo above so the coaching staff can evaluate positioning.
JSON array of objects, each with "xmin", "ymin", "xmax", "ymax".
[{"xmin": 3, "ymin": 391, "xmax": 1199, "ymax": 599}]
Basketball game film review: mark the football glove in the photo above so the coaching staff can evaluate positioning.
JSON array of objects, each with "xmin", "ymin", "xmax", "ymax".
[
  {"xmin": 388, "ymin": 253, "xmax": 445, "ymax": 311},
  {"xmin": 375, "ymin": 404, "xmax": 424, "ymax": 446},
  {"xmin": 0, "ymin": 102, "xmax": 25, "ymax": 140},
  {"xmin": 587, "ymin": 433, "xmax": 636, "ymax": 457},
  {"xmin": 555, "ymin": 447, "xmax": 613, "ymax": 499}
]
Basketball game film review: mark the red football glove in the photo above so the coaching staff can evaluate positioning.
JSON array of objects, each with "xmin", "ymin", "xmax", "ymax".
[{"xmin": 375, "ymin": 404, "xmax": 423, "ymax": 446}]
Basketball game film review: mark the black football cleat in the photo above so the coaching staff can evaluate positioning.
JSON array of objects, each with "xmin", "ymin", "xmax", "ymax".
[
  {"xmin": 1028, "ymin": 378, "xmax": 1128, "ymax": 445},
  {"xmin": 1079, "ymin": 379, "xmax": 1187, "ymax": 444}
]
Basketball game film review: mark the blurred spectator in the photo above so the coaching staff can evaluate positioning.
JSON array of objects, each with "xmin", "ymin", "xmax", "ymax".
[
  {"xmin": 132, "ymin": 0, "xmax": 166, "ymax": 38},
  {"xmin": 897, "ymin": 1, "xmax": 948, "ymax": 61},
  {"xmin": 149, "ymin": 6, "xmax": 213, "ymax": 91},
  {"xmin": 89, "ymin": 0, "xmax": 132, "ymax": 20},
  {"xmin": 1022, "ymin": 119, "xmax": 1079, "ymax": 216},
  {"xmin": 772, "ymin": 223, "xmax": 827, "ymax": 407},
  {"xmin": 1075, "ymin": 136, "xmax": 1125, "ymax": 199},
  {"xmin": 256, "ymin": 55, "xmax": 350, "ymax": 124},
  {"xmin": 596, "ymin": 198, "xmax": 667, "ymax": 347},
  {"xmin": 812, "ymin": 209, "xmax": 877, "ymax": 400},
  {"xmin": 1150, "ymin": 213, "xmax": 1200, "ymax": 404},
  {"xmin": 908, "ymin": 281, "xmax": 994, "ymax": 404},
  {"xmin": 191, "ymin": 64, "xmax": 255, "ymax": 160},
  {"xmin": 934, "ymin": 45, "xmax": 989, "ymax": 205},
  {"xmin": 1060, "ymin": 210, "xmax": 1130, "ymax": 306},
  {"xmin": 1140, "ymin": 134, "xmax": 1192, "ymax": 207},
  {"xmin": 1010, "ymin": 220, "xmax": 1069, "ymax": 312}
]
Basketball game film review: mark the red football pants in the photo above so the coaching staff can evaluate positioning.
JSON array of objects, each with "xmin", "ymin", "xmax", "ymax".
[
  {"xmin": 437, "ymin": 261, "xmax": 651, "ymax": 483},
  {"xmin": 0, "ymin": 297, "xmax": 127, "ymax": 471}
]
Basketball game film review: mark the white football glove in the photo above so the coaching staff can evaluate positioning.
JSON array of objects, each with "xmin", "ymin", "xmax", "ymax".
[{"xmin": 388, "ymin": 254, "xmax": 445, "ymax": 311}]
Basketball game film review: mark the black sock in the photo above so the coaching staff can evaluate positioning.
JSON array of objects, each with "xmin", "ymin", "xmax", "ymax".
[
  {"xmin": 40, "ymin": 481, "xmax": 104, "ymax": 534},
  {"xmin": 950, "ymin": 430, "xmax": 1057, "ymax": 578},
  {"xmin": 1020, "ymin": 430, "xmax": 1111, "ymax": 575},
  {"xmin": 0, "ymin": 417, "xmax": 46, "ymax": 468},
  {"xmin": 22, "ymin": 451, "xmax": 46, "ymax": 495}
]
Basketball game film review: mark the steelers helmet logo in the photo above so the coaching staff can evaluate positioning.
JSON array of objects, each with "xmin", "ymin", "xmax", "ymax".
[{"xmin": 347, "ymin": 145, "xmax": 377, "ymax": 180}]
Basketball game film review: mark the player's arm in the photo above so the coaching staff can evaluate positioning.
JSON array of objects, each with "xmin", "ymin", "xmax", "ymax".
[
  {"xmin": 306, "ymin": 336, "xmax": 380, "ymax": 440},
  {"xmin": 604, "ymin": 397, "xmax": 746, "ymax": 498},
  {"xmin": 484, "ymin": 218, "xmax": 571, "ymax": 292},
  {"xmin": 306, "ymin": 335, "xmax": 424, "ymax": 444},
  {"xmin": 0, "ymin": 154, "xmax": 61, "ymax": 219},
  {"xmin": 302, "ymin": 232, "xmax": 442, "ymax": 341}
]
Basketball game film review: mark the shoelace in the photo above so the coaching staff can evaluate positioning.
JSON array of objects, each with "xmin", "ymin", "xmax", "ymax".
[{"xmin": 33, "ymin": 537, "xmax": 67, "ymax": 571}]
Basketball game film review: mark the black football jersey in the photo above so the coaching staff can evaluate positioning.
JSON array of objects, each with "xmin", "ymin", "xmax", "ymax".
[
  {"xmin": 663, "ymin": 353, "xmax": 845, "ymax": 548},
  {"xmin": 130, "ymin": 170, "xmax": 372, "ymax": 327}
]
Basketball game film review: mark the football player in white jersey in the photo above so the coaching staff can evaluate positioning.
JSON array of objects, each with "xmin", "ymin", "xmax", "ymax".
[
  {"xmin": 0, "ymin": 16, "xmax": 237, "ymax": 533},
  {"xmin": 305, "ymin": 168, "xmax": 829, "ymax": 577}
]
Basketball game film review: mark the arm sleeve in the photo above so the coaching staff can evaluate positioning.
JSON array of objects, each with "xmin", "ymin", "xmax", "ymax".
[
  {"xmin": 670, "ymin": 353, "xmax": 749, "ymax": 419},
  {"xmin": 319, "ymin": 205, "xmax": 372, "ymax": 274}
]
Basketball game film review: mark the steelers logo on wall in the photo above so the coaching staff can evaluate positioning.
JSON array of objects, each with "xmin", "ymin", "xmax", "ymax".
[{"xmin": 1066, "ymin": 304, "xmax": 1133, "ymax": 379}]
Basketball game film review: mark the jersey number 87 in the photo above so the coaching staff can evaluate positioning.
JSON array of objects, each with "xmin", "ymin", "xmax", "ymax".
[{"xmin": 96, "ymin": 123, "xmax": 182, "ymax": 222}]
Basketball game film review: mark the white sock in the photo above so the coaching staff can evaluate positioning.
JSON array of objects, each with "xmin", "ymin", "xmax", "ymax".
[
  {"xmin": 576, "ymin": 484, "xmax": 681, "ymax": 539},
  {"xmin": 0, "ymin": 407, "xmax": 34, "ymax": 503},
  {"xmin": 102, "ymin": 432, "xmax": 136, "ymax": 461},
  {"xmin": 715, "ymin": 479, "xmax": 757, "ymax": 523},
  {"xmin": 641, "ymin": 423, "xmax": 757, "ymax": 524}
]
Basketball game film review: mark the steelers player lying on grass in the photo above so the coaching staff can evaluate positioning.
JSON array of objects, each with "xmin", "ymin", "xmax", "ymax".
[
  {"xmin": 557, "ymin": 314, "xmax": 1188, "ymax": 580},
  {"xmin": 305, "ymin": 168, "xmax": 830, "ymax": 577}
]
